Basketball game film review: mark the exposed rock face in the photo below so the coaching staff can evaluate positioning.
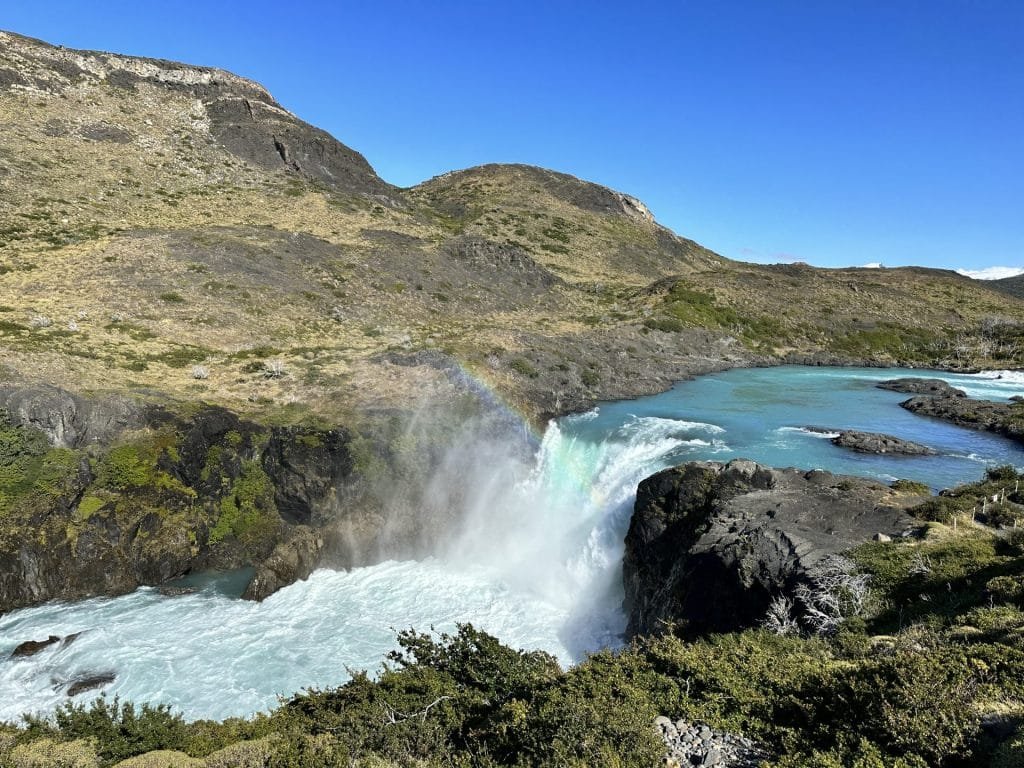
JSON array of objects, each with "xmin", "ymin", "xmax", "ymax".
[
  {"xmin": 0, "ymin": 384, "xmax": 140, "ymax": 448},
  {"xmin": 877, "ymin": 378, "xmax": 967, "ymax": 397},
  {"xmin": 242, "ymin": 525, "xmax": 325, "ymax": 601},
  {"xmin": 623, "ymin": 459, "xmax": 914, "ymax": 637},
  {"xmin": 830, "ymin": 429, "xmax": 936, "ymax": 455},
  {"xmin": 0, "ymin": 30, "xmax": 393, "ymax": 199},
  {"xmin": 261, "ymin": 426, "xmax": 356, "ymax": 526},
  {"xmin": 0, "ymin": 385, "xmax": 383, "ymax": 613},
  {"xmin": 443, "ymin": 236, "xmax": 561, "ymax": 290},
  {"xmin": 881, "ymin": 377, "xmax": 1024, "ymax": 446},
  {"xmin": 205, "ymin": 96, "xmax": 394, "ymax": 197}
]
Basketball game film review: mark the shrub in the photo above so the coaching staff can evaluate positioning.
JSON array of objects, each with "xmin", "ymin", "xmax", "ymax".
[
  {"xmin": 509, "ymin": 358, "xmax": 539, "ymax": 378},
  {"xmin": 23, "ymin": 698, "xmax": 188, "ymax": 765},
  {"xmin": 987, "ymin": 575, "xmax": 1024, "ymax": 605},
  {"xmin": 891, "ymin": 479, "xmax": 931, "ymax": 496},
  {"xmin": 987, "ymin": 465, "xmax": 1020, "ymax": 483},
  {"xmin": 6, "ymin": 737, "xmax": 100, "ymax": 767},
  {"xmin": 809, "ymin": 649, "xmax": 981, "ymax": 765}
]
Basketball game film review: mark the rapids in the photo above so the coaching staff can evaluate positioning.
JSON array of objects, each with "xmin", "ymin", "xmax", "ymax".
[{"xmin": 2, "ymin": 366, "xmax": 1022, "ymax": 721}]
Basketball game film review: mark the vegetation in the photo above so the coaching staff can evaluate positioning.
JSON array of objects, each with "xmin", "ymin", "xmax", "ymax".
[{"xmin": 5, "ymin": 468, "xmax": 1024, "ymax": 767}]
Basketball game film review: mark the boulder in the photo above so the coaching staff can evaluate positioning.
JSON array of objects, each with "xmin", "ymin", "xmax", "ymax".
[
  {"xmin": 876, "ymin": 378, "xmax": 966, "ymax": 397},
  {"xmin": 830, "ymin": 430, "xmax": 936, "ymax": 455},
  {"xmin": 10, "ymin": 635, "xmax": 60, "ymax": 658},
  {"xmin": 65, "ymin": 671, "xmax": 116, "ymax": 697},
  {"xmin": 623, "ymin": 459, "xmax": 915, "ymax": 637},
  {"xmin": 242, "ymin": 525, "xmax": 325, "ymax": 601}
]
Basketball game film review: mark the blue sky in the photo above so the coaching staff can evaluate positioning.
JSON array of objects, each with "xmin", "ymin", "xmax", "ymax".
[{"xmin": 4, "ymin": 1, "xmax": 1022, "ymax": 275}]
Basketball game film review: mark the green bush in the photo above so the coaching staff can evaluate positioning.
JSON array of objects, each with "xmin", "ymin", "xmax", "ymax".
[
  {"xmin": 24, "ymin": 698, "xmax": 188, "ymax": 765},
  {"xmin": 891, "ymin": 479, "xmax": 931, "ymax": 496},
  {"xmin": 208, "ymin": 460, "xmax": 277, "ymax": 546},
  {"xmin": 508, "ymin": 358, "xmax": 539, "ymax": 378},
  {"xmin": 987, "ymin": 575, "xmax": 1024, "ymax": 605}
]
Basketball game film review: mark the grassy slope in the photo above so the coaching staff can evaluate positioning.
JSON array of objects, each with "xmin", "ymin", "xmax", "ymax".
[{"xmin": 1, "ymin": 31, "xmax": 1023, "ymax": 427}]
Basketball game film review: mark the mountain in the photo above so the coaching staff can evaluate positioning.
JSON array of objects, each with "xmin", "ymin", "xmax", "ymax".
[{"xmin": 2, "ymin": 29, "xmax": 1023, "ymax": 427}]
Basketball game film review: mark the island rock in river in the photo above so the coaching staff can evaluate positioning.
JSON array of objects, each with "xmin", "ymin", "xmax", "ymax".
[{"xmin": 830, "ymin": 430, "xmax": 936, "ymax": 455}]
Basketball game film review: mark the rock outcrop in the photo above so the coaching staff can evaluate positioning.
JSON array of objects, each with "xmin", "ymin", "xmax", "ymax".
[
  {"xmin": 64, "ymin": 672, "xmax": 116, "ymax": 697},
  {"xmin": 0, "ymin": 384, "xmax": 140, "ymax": 448},
  {"xmin": 830, "ymin": 429, "xmax": 936, "ymax": 455},
  {"xmin": 10, "ymin": 635, "xmax": 59, "ymax": 658},
  {"xmin": 880, "ymin": 377, "xmax": 1024, "ymax": 446},
  {"xmin": 241, "ymin": 525, "xmax": 325, "ymax": 601},
  {"xmin": 0, "ymin": 385, "xmax": 383, "ymax": 613},
  {"xmin": 877, "ymin": 378, "xmax": 967, "ymax": 397},
  {"xmin": 623, "ymin": 459, "xmax": 915, "ymax": 637}
]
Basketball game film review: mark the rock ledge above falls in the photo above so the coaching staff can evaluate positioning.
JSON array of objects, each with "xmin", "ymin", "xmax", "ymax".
[{"xmin": 623, "ymin": 459, "xmax": 918, "ymax": 637}]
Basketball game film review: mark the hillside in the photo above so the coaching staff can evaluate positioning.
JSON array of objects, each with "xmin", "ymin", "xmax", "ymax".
[
  {"xmin": 991, "ymin": 273, "xmax": 1024, "ymax": 300},
  {"xmin": 2, "ymin": 29, "xmax": 1023, "ymax": 427}
]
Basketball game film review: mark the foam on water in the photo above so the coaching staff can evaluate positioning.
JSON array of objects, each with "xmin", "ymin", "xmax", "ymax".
[
  {"xmin": 3, "ymin": 366, "xmax": 1023, "ymax": 723},
  {"xmin": 1, "ymin": 412, "xmax": 705, "ymax": 723}
]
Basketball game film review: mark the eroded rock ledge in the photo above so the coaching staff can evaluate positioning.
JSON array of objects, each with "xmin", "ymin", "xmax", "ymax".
[
  {"xmin": 623, "ymin": 459, "xmax": 916, "ymax": 637},
  {"xmin": 0, "ymin": 383, "xmax": 474, "ymax": 614}
]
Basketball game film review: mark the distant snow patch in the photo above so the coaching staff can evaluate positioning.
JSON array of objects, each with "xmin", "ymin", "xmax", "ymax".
[
  {"xmin": 956, "ymin": 266, "xmax": 1024, "ymax": 280},
  {"xmin": 860, "ymin": 262, "xmax": 883, "ymax": 269}
]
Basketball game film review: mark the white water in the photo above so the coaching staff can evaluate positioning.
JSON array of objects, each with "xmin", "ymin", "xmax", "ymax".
[{"xmin": 0, "ymin": 413, "xmax": 704, "ymax": 722}]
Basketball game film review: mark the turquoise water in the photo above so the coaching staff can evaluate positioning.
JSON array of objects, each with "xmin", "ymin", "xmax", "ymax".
[
  {"xmin": 1, "ymin": 366, "xmax": 1022, "ymax": 722},
  {"xmin": 572, "ymin": 365, "xmax": 1024, "ymax": 491}
]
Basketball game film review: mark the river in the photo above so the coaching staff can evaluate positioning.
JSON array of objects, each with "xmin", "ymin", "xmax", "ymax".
[{"xmin": 1, "ymin": 366, "xmax": 1022, "ymax": 721}]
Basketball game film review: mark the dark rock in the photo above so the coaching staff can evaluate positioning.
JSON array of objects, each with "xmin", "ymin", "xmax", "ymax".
[
  {"xmin": 900, "ymin": 394, "xmax": 1024, "ymax": 445},
  {"xmin": 205, "ymin": 97, "xmax": 394, "ymax": 198},
  {"xmin": 624, "ymin": 459, "xmax": 915, "ymax": 637},
  {"xmin": 830, "ymin": 429, "xmax": 936, "ymax": 455},
  {"xmin": 65, "ymin": 672, "xmax": 116, "ymax": 697},
  {"xmin": 11, "ymin": 635, "xmax": 60, "ymax": 658},
  {"xmin": 62, "ymin": 631, "xmax": 83, "ymax": 646},
  {"xmin": 443, "ymin": 235, "xmax": 562, "ymax": 289},
  {"xmin": 261, "ymin": 426, "xmax": 356, "ymax": 526},
  {"xmin": 0, "ymin": 67, "xmax": 29, "ymax": 88},
  {"xmin": 877, "ymin": 378, "xmax": 966, "ymax": 397},
  {"xmin": 242, "ymin": 525, "xmax": 325, "ymax": 601},
  {"xmin": 80, "ymin": 122, "xmax": 134, "ymax": 143}
]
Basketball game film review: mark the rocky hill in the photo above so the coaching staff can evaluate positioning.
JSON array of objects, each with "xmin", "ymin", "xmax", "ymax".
[{"xmin": 2, "ymin": 29, "xmax": 1023, "ymax": 427}]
